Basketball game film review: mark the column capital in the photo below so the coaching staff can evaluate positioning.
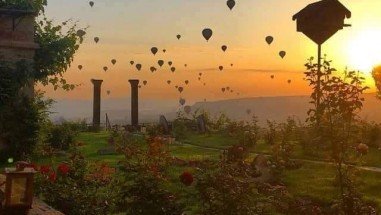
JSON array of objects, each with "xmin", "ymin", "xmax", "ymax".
[
  {"xmin": 91, "ymin": 79, "xmax": 103, "ymax": 85},
  {"xmin": 129, "ymin": 79, "xmax": 139, "ymax": 86}
]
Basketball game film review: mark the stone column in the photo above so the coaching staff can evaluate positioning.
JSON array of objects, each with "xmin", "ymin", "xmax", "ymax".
[
  {"xmin": 91, "ymin": 79, "xmax": 103, "ymax": 128},
  {"xmin": 129, "ymin": 79, "xmax": 140, "ymax": 126}
]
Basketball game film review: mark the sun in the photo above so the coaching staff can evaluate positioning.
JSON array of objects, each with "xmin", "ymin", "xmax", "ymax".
[{"xmin": 347, "ymin": 29, "xmax": 381, "ymax": 74}]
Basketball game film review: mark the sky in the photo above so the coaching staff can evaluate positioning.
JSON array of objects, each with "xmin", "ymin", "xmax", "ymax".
[{"xmin": 40, "ymin": 0, "xmax": 381, "ymax": 103}]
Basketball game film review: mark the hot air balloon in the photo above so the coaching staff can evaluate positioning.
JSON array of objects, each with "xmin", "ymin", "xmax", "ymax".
[
  {"xmin": 184, "ymin": 64, "xmax": 187, "ymax": 67},
  {"xmin": 168, "ymin": 61, "xmax": 173, "ymax": 66},
  {"xmin": 150, "ymin": 67, "xmax": 157, "ymax": 73},
  {"xmin": 176, "ymin": 34, "xmax": 181, "ymax": 40},
  {"xmin": 202, "ymin": 28, "xmax": 213, "ymax": 42},
  {"xmin": 136, "ymin": 64, "xmax": 142, "ymax": 71},
  {"xmin": 78, "ymin": 65, "xmax": 83, "ymax": 70},
  {"xmin": 107, "ymin": 90, "xmax": 111, "ymax": 95},
  {"xmin": 111, "ymin": 59, "xmax": 117, "ymax": 65},
  {"xmin": 221, "ymin": 45, "xmax": 227, "ymax": 52},
  {"xmin": 185, "ymin": 80, "xmax": 189, "ymax": 85},
  {"xmin": 199, "ymin": 73, "xmax": 202, "ymax": 76},
  {"xmin": 76, "ymin": 29, "xmax": 86, "ymax": 37},
  {"xmin": 179, "ymin": 98, "xmax": 186, "ymax": 106},
  {"xmin": 89, "ymin": 1, "xmax": 94, "ymax": 7},
  {"xmin": 139, "ymin": 85, "xmax": 142, "ymax": 89},
  {"xmin": 203, "ymin": 83, "xmax": 206, "ymax": 86},
  {"xmin": 130, "ymin": 61, "xmax": 134, "ymax": 65},
  {"xmin": 222, "ymin": 88, "xmax": 226, "ymax": 93},
  {"xmin": 265, "ymin": 36, "xmax": 274, "ymax": 45},
  {"xmin": 227, "ymin": 0, "xmax": 236, "ymax": 10},
  {"xmin": 288, "ymin": 80, "xmax": 292, "ymax": 84},
  {"xmin": 103, "ymin": 66, "xmax": 108, "ymax": 72},
  {"xmin": 226, "ymin": 87, "xmax": 230, "ymax": 91},
  {"xmin": 158, "ymin": 60, "xmax": 164, "ymax": 67},
  {"xmin": 151, "ymin": 47, "xmax": 158, "ymax": 55},
  {"xmin": 163, "ymin": 49, "xmax": 166, "ymax": 53},
  {"xmin": 271, "ymin": 75, "xmax": 275, "ymax": 79},
  {"xmin": 219, "ymin": 66, "xmax": 224, "ymax": 71},
  {"xmin": 178, "ymin": 87, "xmax": 184, "ymax": 93},
  {"xmin": 167, "ymin": 80, "xmax": 171, "ymax": 85},
  {"xmin": 184, "ymin": 105, "xmax": 192, "ymax": 114},
  {"xmin": 143, "ymin": 80, "xmax": 148, "ymax": 85},
  {"xmin": 279, "ymin": 51, "xmax": 286, "ymax": 59},
  {"xmin": 175, "ymin": 85, "xmax": 179, "ymax": 89},
  {"xmin": 171, "ymin": 67, "xmax": 176, "ymax": 72},
  {"xmin": 94, "ymin": 37, "xmax": 99, "ymax": 43},
  {"xmin": 231, "ymin": 63, "xmax": 234, "ymax": 67}
]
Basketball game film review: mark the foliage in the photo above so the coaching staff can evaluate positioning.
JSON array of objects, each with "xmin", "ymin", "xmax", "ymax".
[
  {"xmin": 0, "ymin": 62, "xmax": 52, "ymax": 161},
  {"xmin": 359, "ymin": 121, "xmax": 381, "ymax": 148},
  {"xmin": 269, "ymin": 119, "xmax": 301, "ymax": 179},
  {"xmin": 0, "ymin": 0, "xmax": 85, "ymax": 161},
  {"xmin": 372, "ymin": 65, "xmax": 381, "ymax": 99},
  {"xmin": 305, "ymin": 57, "xmax": 372, "ymax": 213},
  {"xmin": 43, "ymin": 122, "xmax": 81, "ymax": 150},
  {"xmin": 196, "ymin": 151, "xmax": 272, "ymax": 215},
  {"xmin": 35, "ymin": 151, "xmax": 118, "ymax": 215},
  {"xmin": 34, "ymin": 17, "xmax": 85, "ymax": 90},
  {"xmin": 264, "ymin": 120, "xmax": 277, "ymax": 145},
  {"xmin": 117, "ymin": 137, "xmax": 185, "ymax": 214},
  {"xmin": 0, "ymin": 0, "xmax": 46, "ymax": 12}
]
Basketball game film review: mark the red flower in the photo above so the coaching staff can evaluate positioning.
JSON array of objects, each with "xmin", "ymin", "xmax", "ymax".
[
  {"xmin": 39, "ymin": 165, "xmax": 51, "ymax": 175},
  {"xmin": 49, "ymin": 172, "xmax": 57, "ymax": 182},
  {"xmin": 179, "ymin": 171, "xmax": 194, "ymax": 186},
  {"xmin": 57, "ymin": 163, "xmax": 70, "ymax": 175}
]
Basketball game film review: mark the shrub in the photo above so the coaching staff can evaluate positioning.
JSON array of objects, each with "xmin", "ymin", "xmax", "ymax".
[
  {"xmin": 35, "ymin": 152, "xmax": 119, "ymax": 215},
  {"xmin": 196, "ymin": 153, "xmax": 272, "ymax": 215},
  {"xmin": 44, "ymin": 122, "xmax": 80, "ymax": 150},
  {"xmin": 117, "ymin": 137, "xmax": 185, "ymax": 214}
]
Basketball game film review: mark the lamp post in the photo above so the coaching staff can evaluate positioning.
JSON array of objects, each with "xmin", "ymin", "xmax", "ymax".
[{"xmin": 293, "ymin": 0, "xmax": 351, "ymax": 123}]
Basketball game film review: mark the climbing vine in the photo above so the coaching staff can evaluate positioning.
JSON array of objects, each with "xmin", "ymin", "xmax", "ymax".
[{"xmin": 0, "ymin": 0, "xmax": 85, "ymax": 161}]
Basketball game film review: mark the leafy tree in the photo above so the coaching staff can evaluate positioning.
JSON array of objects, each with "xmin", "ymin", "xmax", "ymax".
[
  {"xmin": 0, "ymin": 0, "xmax": 85, "ymax": 161},
  {"xmin": 372, "ymin": 65, "xmax": 381, "ymax": 99},
  {"xmin": 305, "ymin": 57, "xmax": 374, "ymax": 213}
]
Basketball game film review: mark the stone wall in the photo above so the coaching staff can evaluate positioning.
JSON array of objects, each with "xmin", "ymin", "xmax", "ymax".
[{"xmin": 0, "ymin": 13, "xmax": 38, "ymax": 62}]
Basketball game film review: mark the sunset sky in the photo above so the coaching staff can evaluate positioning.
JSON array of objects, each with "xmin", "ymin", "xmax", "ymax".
[{"xmin": 41, "ymin": 0, "xmax": 381, "ymax": 103}]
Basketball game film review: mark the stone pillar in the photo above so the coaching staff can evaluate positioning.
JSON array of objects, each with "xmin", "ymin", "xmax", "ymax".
[
  {"xmin": 0, "ymin": 9, "xmax": 39, "ymax": 97},
  {"xmin": 129, "ymin": 79, "xmax": 140, "ymax": 126},
  {"xmin": 91, "ymin": 79, "xmax": 103, "ymax": 128}
]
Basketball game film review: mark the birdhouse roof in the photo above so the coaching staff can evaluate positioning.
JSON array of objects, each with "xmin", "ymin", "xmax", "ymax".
[{"xmin": 292, "ymin": 0, "xmax": 351, "ymax": 21}]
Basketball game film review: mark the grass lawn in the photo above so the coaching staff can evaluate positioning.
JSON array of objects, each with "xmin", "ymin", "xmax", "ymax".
[{"xmin": 23, "ymin": 131, "xmax": 381, "ymax": 210}]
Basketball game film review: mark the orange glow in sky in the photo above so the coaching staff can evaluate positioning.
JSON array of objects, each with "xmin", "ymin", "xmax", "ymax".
[{"xmin": 40, "ymin": 0, "xmax": 380, "ymax": 103}]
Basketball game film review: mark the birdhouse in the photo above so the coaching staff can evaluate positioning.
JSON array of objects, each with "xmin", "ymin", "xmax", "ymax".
[
  {"xmin": 0, "ymin": 2, "xmax": 39, "ymax": 62},
  {"xmin": 0, "ymin": 163, "xmax": 36, "ymax": 214},
  {"xmin": 292, "ymin": 0, "xmax": 351, "ymax": 45}
]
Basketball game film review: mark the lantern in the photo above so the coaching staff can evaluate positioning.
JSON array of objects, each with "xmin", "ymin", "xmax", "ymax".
[{"xmin": 0, "ymin": 163, "xmax": 36, "ymax": 213}]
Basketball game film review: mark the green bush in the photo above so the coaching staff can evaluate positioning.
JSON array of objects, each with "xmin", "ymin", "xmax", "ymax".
[
  {"xmin": 35, "ymin": 152, "xmax": 119, "ymax": 215},
  {"xmin": 44, "ymin": 122, "xmax": 80, "ymax": 150},
  {"xmin": 196, "ymin": 153, "xmax": 272, "ymax": 215}
]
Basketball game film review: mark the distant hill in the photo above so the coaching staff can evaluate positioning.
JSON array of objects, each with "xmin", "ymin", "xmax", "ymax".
[
  {"xmin": 188, "ymin": 93, "xmax": 381, "ymax": 125},
  {"xmin": 50, "ymin": 94, "xmax": 381, "ymax": 125}
]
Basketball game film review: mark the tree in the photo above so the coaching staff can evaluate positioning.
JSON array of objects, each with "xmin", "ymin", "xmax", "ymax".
[
  {"xmin": 305, "ymin": 57, "xmax": 374, "ymax": 213},
  {"xmin": 372, "ymin": 65, "xmax": 381, "ymax": 99},
  {"xmin": 0, "ymin": 0, "xmax": 85, "ymax": 161}
]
